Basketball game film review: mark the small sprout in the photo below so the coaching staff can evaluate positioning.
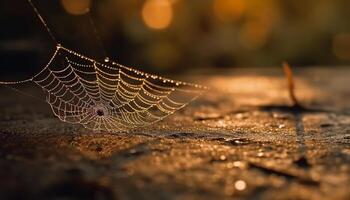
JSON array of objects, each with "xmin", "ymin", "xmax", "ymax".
[{"xmin": 283, "ymin": 62, "xmax": 301, "ymax": 107}]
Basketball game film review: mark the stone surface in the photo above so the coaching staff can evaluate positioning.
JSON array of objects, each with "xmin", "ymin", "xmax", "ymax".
[{"xmin": 0, "ymin": 67, "xmax": 349, "ymax": 200}]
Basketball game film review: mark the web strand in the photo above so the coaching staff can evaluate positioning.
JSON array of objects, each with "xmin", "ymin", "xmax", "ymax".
[
  {"xmin": 1, "ymin": 84, "xmax": 46, "ymax": 103},
  {"xmin": 27, "ymin": 45, "xmax": 208, "ymax": 132},
  {"xmin": 87, "ymin": 12, "xmax": 108, "ymax": 59},
  {"xmin": 0, "ymin": 1, "xmax": 208, "ymax": 132},
  {"xmin": 0, "ymin": 43, "xmax": 208, "ymax": 132},
  {"xmin": 27, "ymin": 0, "xmax": 59, "ymax": 44},
  {"xmin": 0, "ymin": 79, "xmax": 33, "ymax": 85}
]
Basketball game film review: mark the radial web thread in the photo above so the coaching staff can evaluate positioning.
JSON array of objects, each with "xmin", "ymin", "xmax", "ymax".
[{"xmin": 15, "ymin": 44, "xmax": 208, "ymax": 132}]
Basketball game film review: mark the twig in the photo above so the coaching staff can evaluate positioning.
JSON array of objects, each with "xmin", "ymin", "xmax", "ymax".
[{"xmin": 283, "ymin": 62, "xmax": 301, "ymax": 107}]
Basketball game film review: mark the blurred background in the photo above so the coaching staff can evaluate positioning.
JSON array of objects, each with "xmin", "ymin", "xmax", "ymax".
[{"xmin": 1, "ymin": 0, "xmax": 350, "ymax": 79}]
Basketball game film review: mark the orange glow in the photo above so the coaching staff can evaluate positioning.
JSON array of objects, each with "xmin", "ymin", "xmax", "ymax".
[
  {"xmin": 213, "ymin": 0, "xmax": 246, "ymax": 22},
  {"xmin": 238, "ymin": 20, "xmax": 270, "ymax": 50},
  {"xmin": 142, "ymin": 0, "xmax": 174, "ymax": 30},
  {"xmin": 61, "ymin": 0, "xmax": 91, "ymax": 15},
  {"xmin": 333, "ymin": 33, "xmax": 350, "ymax": 60},
  {"xmin": 234, "ymin": 180, "xmax": 247, "ymax": 191}
]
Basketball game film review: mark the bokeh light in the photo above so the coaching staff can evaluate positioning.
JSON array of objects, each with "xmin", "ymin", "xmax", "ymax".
[
  {"xmin": 2, "ymin": 0, "xmax": 350, "ymax": 73},
  {"xmin": 238, "ymin": 20, "xmax": 270, "ymax": 50},
  {"xmin": 142, "ymin": 0, "xmax": 174, "ymax": 30},
  {"xmin": 61, "ymin": 0, "xmax": 91, "ymax": 15},
  {"xmin": 234, "ymin": 180, "xmax": 247, "ymax": 191},
  {"xmin": 213, "ymin": 0, "xmax": 246, "ymax": 22}
]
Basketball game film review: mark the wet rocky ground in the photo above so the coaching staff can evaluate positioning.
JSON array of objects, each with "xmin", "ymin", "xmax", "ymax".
[{"xmin": 0, "ymin": 68, "xmax": 349, "ymax": 200}]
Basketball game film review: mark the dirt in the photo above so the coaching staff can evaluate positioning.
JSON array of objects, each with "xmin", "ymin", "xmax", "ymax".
[{"xmin": 0, "ymin": 67, "xmax": 349, "ymax": 200}]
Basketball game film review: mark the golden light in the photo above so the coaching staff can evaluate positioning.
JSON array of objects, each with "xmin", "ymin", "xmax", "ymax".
[
  {"xmin": 234, "ymin": 180, "xmax": 247, "ymax": 191},
  {"xmin": 333, "ymin": 33, "xmax": 350, "ymax": 60},
  {"xmin": 213, "ymin": 0, "xmax": 246, "ymax": 22},
  {"xmin": 238, "ymin": 20, "xmax": 270, "ymax": 50},
  {"xmin": 142, "ymin": 0, "xmax": 174, "ymax": 30},
  {"xmin": 61, "ymin": 0, "xmax": 91, "ymax": 15}
]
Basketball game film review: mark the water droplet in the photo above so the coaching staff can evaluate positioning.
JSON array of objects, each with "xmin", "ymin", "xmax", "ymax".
[
  {"xmin": 273, "ymin": 113, "xmax": 289, "ymax": 119},
  {"xmin": 217, "ymin": 120, "xmax": 227, "ymax": 128},
  {"xmin": 233, "ymin": 161, "xmax": 246, "ymax": 168},
  {"xmin": 129, "ymin": 149, "xmax": 137, "ymax": 154},
  {"xmin": 235, "ymin": 113, "xmax": 247, "ymax": 119},
  {"xmin": 226, "ymin": 162, "xmax": 234, "ymax": 169},
  {"xmin": 104, "ymin": 57, "xmax": 110, "ymax": 62},
  {"xmin": 234, "ymin": 180, "xmax": 246, "ymax": 191}
]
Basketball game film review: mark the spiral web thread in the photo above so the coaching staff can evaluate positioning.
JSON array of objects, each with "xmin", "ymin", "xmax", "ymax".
[
  {"xmin": 9, "ymin": 44, "xmax": 207, "ymax": 132},
  {"xmin": 0, "ymin": 0, "xmax": 208, "ymax": 132}
]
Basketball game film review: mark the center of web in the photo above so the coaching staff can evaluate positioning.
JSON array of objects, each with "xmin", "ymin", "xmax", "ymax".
[
  {"xmin": 93, "ymin": 105, "xmax": 108, "ymax": 117},
  {"xmin": 25, "ymin": 45, "xmax": 207, "ymax": 132},
  {"xmin": 0, "ymin": 1, "xmax": 209, "ymax": 132},
  {"xmin": 97, "ymin": 109, "xmax": 104, "ymax": 116}
]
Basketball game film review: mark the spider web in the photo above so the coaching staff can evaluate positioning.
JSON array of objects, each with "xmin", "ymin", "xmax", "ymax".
[
  {"xmin": 22, "ymin": 44, "xmax": 208, "ymax": 132},
  {"xmin": 0, "ymin": 0, "xmax": 208, "ymax": 132}
]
